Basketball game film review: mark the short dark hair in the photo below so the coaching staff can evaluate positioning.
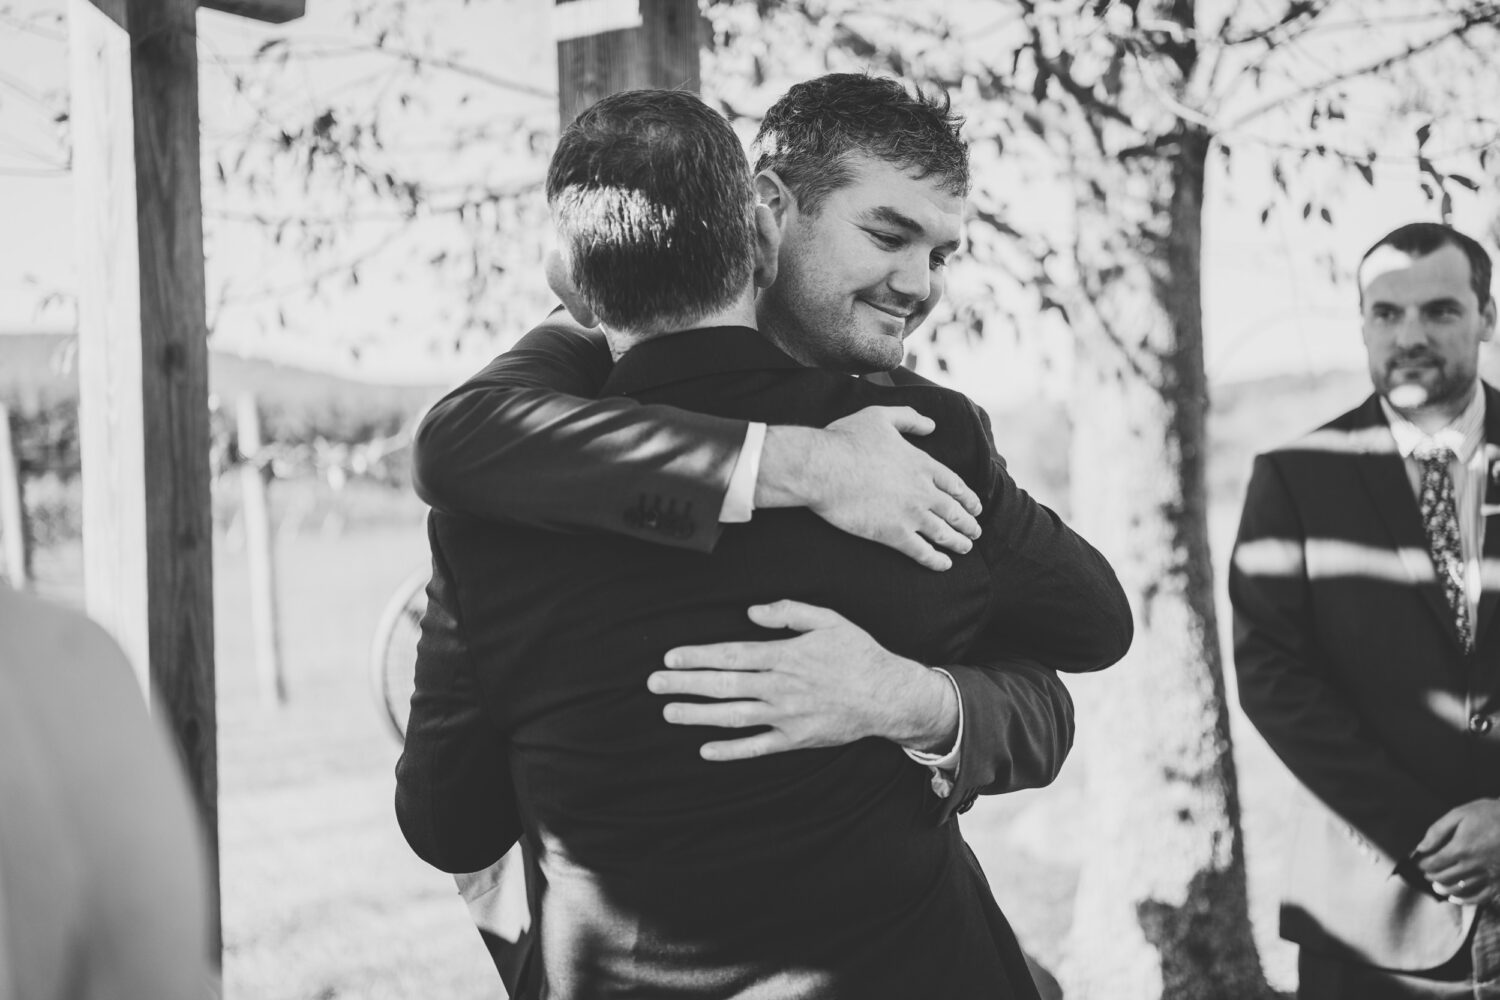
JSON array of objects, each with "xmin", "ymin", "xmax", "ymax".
[
  {"xmin": 750, "ymin": 73, "xmax": 970, "ymax": 216},
  {"xmin": 546, "ymin": 89, "xmax": 755, "ymax": 331},
  {"xmin": 1360, "ymin": 222, "xmax": 1493, "ymax": 308}
]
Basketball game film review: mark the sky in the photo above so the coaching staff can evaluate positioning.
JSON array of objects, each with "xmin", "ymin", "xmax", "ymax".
[{"xmin": 0, "ymin": 0, "xmax": 1493, "ymax": 407}]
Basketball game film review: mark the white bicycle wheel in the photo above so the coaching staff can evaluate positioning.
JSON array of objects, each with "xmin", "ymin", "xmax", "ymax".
[{"xmin": 370, "ymin": 568, "xmax": 430, "ymax": 741}]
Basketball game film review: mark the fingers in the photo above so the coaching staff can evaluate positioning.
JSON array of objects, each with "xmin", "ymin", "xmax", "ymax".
[
  {"xmin": 1425, "ymin": 859, "xmax": 1482, "ymax": 885},
  {"xmin": 661, "ymin": 699, "xmax": 769, "ymax": 730},
  {"xmin": 648, "ymin": 668, "xmax": 765, "ymax": 699},
  {"xmin": 931, "ymin": 466, "xmax": 983, "ymax": 521},
  {"xmin": 661, "ymin": 642, "xmax": 773, "ymax": 672},
  {"xmin": 1415, "ymin": 812, "xmax": 1462, "ymax": 857},
  {"xmin": 1416, "ymin": 841, "xmax": 1466, "ymax": 876},
  {"xmin": 917, "ymin": 510, "xmax": 974, "ymax": 557},
  {"xmin": 697, "ymin": 731, "xmax": 792, "ymax": 762},
  {"xmin": 746, "ymin": 600, "xmax": 846, "ymax": 633},
  {"xmin": 1432, "ymin": 877, "xmax": 1489, "ymax": 905},
  {"xmin": 930, "ymin": 490, "xmax": 981, "ymax": 542},
  {"xmin": 869, "ymin": 405, "xmax": 935, "ymax": 438},
  {"xmin": 886, "ymin": 531, "xmax": 953, "ymax": 571}
]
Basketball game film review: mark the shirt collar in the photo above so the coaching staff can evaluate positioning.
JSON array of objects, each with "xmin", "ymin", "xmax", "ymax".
[{"xmin": 1380, "ymin": 383, "xmax": 1486, "ymax": 462}]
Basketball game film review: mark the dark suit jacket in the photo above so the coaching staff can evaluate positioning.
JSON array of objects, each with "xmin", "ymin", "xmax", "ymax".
[
  {"xmin": 398, "ymin": 327, "xmax": 1131, "ymax": 999},
  {"xmin": 1230, "ymin": 385, "xmax": 1500, "ymax": 971},
  {"xmin": 412, "ymin": 309, "xmax": 743, "ymax": 552}
]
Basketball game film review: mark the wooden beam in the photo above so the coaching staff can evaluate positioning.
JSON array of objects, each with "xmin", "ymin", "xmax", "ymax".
[
  {"xmin": 198, "ymin": 0, "xmax": 305, "ymax": 23},
  {"xmin": 554, "ymin": 0, "xmax": 702, "ymax": 130},
  {"xmin": 70, "ymin": 0, "xmax": 220, "ymax": 954}
]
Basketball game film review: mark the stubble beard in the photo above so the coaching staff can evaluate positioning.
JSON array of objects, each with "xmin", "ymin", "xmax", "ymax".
[{"xmin": 1379, "ymin": 359, "xmax": 1475, "ymax": 416}]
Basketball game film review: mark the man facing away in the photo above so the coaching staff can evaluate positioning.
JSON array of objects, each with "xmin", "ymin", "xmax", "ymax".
[
  {"xmin": 398, "ymin": 89, "xmax": 1129, "ymax": 998},
  {"xmin": 1232, "ymin": 222, "xmax": 1500, "ymax": 998}
]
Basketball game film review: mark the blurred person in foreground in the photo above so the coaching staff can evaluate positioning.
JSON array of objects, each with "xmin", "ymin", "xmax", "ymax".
[
  {"xmin": 1231, "ymin": 221, "xmax": 1500, "ymax": 998},
  {"xmin": 397, "ymin": 87, "xmax": 1130, "ymax": 998},
  {"xmin": 406, "ymin": 73, "xmax": 1128, "ymax": 994},
  {"xmin": 0, "ymin": 583, "xmax": 212, "ymax": 1000}
]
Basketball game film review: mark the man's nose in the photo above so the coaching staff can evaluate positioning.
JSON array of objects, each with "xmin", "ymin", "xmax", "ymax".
[
  {"xmin": 1393, "ymin": 311, "xmax": 1426, "ymax": 347},
  {"xmin": 888, "ymin": 253, "xmax": 931, "ymax": 303}
]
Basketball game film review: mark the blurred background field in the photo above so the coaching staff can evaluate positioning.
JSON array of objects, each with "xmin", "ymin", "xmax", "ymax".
[{"xmin": 5, "ymin": 332, "xmax": 1388, "ymax": 998}]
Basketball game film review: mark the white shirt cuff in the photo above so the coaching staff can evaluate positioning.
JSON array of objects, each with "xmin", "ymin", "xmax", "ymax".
[
  {"xmin": 903, "ymin": 668, "xmax": 962, "ymax": 797},
  {"xmin": 718, "ymin": 422, "xmax": 765, "ymax": 524}
]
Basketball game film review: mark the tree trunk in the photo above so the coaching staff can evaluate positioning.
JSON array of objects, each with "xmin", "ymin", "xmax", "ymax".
[{"xmin": 1060, "ymin": 126, "xmax": 1272, "ymax": 1000}]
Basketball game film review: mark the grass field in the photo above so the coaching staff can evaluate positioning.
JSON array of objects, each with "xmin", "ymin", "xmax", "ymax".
[
  {"xmin": 35, "ymin": 510, "xmax": 504, "ymax": 1000},
  {"xmin": 20, "ymin": 372, "xmax": 1347, "ymax": 998}
]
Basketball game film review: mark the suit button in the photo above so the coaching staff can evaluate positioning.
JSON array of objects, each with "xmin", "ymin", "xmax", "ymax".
[{"xmin": 1469, "ymin": 714, "xmax": 1492, "ymax": 734}]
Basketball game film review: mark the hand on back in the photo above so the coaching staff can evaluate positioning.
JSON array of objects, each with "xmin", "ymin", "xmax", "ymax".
[{"xmin": 757, "ymin": 405, "xmax": 982, "ymax": 570}]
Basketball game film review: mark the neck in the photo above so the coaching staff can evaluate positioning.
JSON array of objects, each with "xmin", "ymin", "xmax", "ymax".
[
  {"xmin": 604, "ymin": 290, "xmax": 758, "ymax": 361},
  {"xmin": 753, "ymin": 295, "xmax": 817, "ymax": 368}
]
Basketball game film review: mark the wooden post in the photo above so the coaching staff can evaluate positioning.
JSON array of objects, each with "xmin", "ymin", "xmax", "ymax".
[
  {"xmin": 0, "ymin": 405, "xmax": 29, "ymax": 590},
  {"xmin": 70, "ymin": 0, "xmax": 219, "ymax": 952},
  {"xmin": 68, "ymin": 0, "xmax": 305, "ymax": 964},
  {"xmin": 237, "ymin": 393, "xmax": 286, "ymax": 706},
  {"xmin": 554, "ymin": 0, "xmax": 702, "ymax": 130}
]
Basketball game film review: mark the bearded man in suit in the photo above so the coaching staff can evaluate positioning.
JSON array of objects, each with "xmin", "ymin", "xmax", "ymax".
[
  {"xmin": 1232, "ymin": 222, "xmax": 1500, "ymax": 998},
  {"xmin": 397, "ymin": 87, "xmax": 1130, "ymax": 998}
]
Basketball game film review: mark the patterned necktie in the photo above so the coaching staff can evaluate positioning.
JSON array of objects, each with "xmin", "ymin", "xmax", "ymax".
[{"xmin": 1416, "ymin": 445, "xmax": 1471, "ymax": 650}]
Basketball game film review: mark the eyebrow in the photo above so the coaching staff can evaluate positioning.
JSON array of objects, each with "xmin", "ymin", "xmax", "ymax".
[
  {"xmin": 863, "ymin": 205, "xmax": 961, "ymax": 254},
  {"xmin": 1368, "ymin": 296, "xmax": 1466, "ymax": 310}
]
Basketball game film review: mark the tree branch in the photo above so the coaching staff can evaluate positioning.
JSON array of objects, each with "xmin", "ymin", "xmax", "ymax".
[
  {"xmin": 1225, "ymin": 4, "xmax": 1500, "ymax": 131},
  {"xmin": 212, "ymin": 39, "xmax": 558, "ymax": 101},
  {"xmin": 1016, "ymin": 0, "xmax": 1138, "ymax": 130}
]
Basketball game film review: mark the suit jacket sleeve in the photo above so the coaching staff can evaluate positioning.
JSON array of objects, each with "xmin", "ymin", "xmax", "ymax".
[
  {"xmin": 1230, "ymin": 452, "xmax": 1451, "ymax": 866},
  {"xmin": 411, "ymin": 311, "xmax": 747, "ymax": 552},
  {"xmin": 933, "ymin": 401, "xmax": 1133, "ymax": 821},
  {"xmin": 395, "ymin": 516, "xmax": 519, "ymax": 874}
]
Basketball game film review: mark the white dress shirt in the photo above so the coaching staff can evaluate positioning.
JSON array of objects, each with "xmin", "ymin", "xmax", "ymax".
[{"xmin": 1380, "ymin": 385, "xmax": 1488, "ymax": 628}]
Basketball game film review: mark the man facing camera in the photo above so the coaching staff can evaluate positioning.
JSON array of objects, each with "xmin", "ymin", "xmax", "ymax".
[
  {"xmin": 398, "ymin": 89, "xmax": 1126, "ymax": 999},
  {"xmin": 1232, "ymin": 222, "xmax": 1500, "ymax": 998}
]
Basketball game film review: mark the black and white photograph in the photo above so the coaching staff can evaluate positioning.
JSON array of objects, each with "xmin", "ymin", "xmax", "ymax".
[{"xmin": 2, "ymin": 1, "xmax": 1499, "ymax": 997}]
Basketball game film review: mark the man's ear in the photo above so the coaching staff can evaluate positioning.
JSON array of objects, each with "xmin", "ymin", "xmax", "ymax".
[
  {"xmin": 544, "ymin": 248, "xmax": 598, "ymax": 329},
  {"xmin": 754, "ymin": 169, "xmax": 796, "ymax": 230},
  {"xmin": 1482, "ymin": 297, "xmax": 1497, "ymax": 343},
  {"xmin": 751, "ymin": 203, "xmax": 780, "ymax": 290}
]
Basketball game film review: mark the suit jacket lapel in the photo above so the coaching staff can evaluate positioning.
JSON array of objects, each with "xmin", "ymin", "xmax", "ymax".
[
  {"xmin": 1472, "ymin": 383, "xmax": 1500, "ymax": 645},
  {"xmin": 1348, "ymin": 395, "xmax": 1466, "ymax": 650}
]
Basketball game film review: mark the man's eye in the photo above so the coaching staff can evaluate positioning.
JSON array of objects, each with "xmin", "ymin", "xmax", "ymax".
[
  {"xmin": 930, "ymin": 253, "xmax": 950, "ymax": 270},
  {"xmin": 1428, "ymin": 304, "xmax": 1461, "ymax": 320},
  {"xmin": 867, "ymin": 230, "xmax": 903, "ymax": 249}
]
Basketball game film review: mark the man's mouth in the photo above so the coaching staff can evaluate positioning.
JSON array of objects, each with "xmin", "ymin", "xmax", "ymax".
[
  {"xmin": 859, "ymin": 299, "xmax": 911, "ymax": 324},
  {"xmin": 1389, "ymin": 357, "xmax": 1439, "ymax": 377}
]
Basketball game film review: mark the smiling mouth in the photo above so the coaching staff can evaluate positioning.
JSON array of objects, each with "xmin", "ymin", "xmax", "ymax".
[{"xmin": 860, "ymin": 300, "xmax": 910, "ymax": 323}]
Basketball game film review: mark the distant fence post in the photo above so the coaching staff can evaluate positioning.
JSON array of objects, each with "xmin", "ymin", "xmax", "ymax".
[
  {"xmin": 237, "ymin": 393, "xmax": 286, "ymax": 706},
  {"xmin": 0, "ymin": 404, "xmax": 30, "ymax": 590}
]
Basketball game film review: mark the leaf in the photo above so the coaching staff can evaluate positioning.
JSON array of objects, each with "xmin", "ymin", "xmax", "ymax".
[
  {"xmin": 1319, "ymin": 207, "xmax": 1332, "ymax": 224},
  {"xmin": 1356, "ymin": 161, "xmax": 1374, "ymax": 185},
  {"xmin": 1441, "ymin": 191, "xmax": 1454, "ymax": 221},
  {"xmin": 255, "ymin": 37, "xmax": 287, "ymax": 57},
  {"xmin": 1416, "ymin": 122, "xmax": 1433, "ymax": 150},
  {"xmin": 1449, "ymin": 173, "xmax": 1480, "ymax": 192},
  {"xmin": 1301, "ymin": 202, "xmax": 1312, "ymax": 220},
  {"xmin": 1259, "ymin": 206, "xmax": 1272, "ymax": 225}
]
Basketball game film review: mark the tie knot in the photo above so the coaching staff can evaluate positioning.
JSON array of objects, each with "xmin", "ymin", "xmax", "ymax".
[{"xmin": 1416, "ymin": 445, "xmax": 1456, "ymax": 468}]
